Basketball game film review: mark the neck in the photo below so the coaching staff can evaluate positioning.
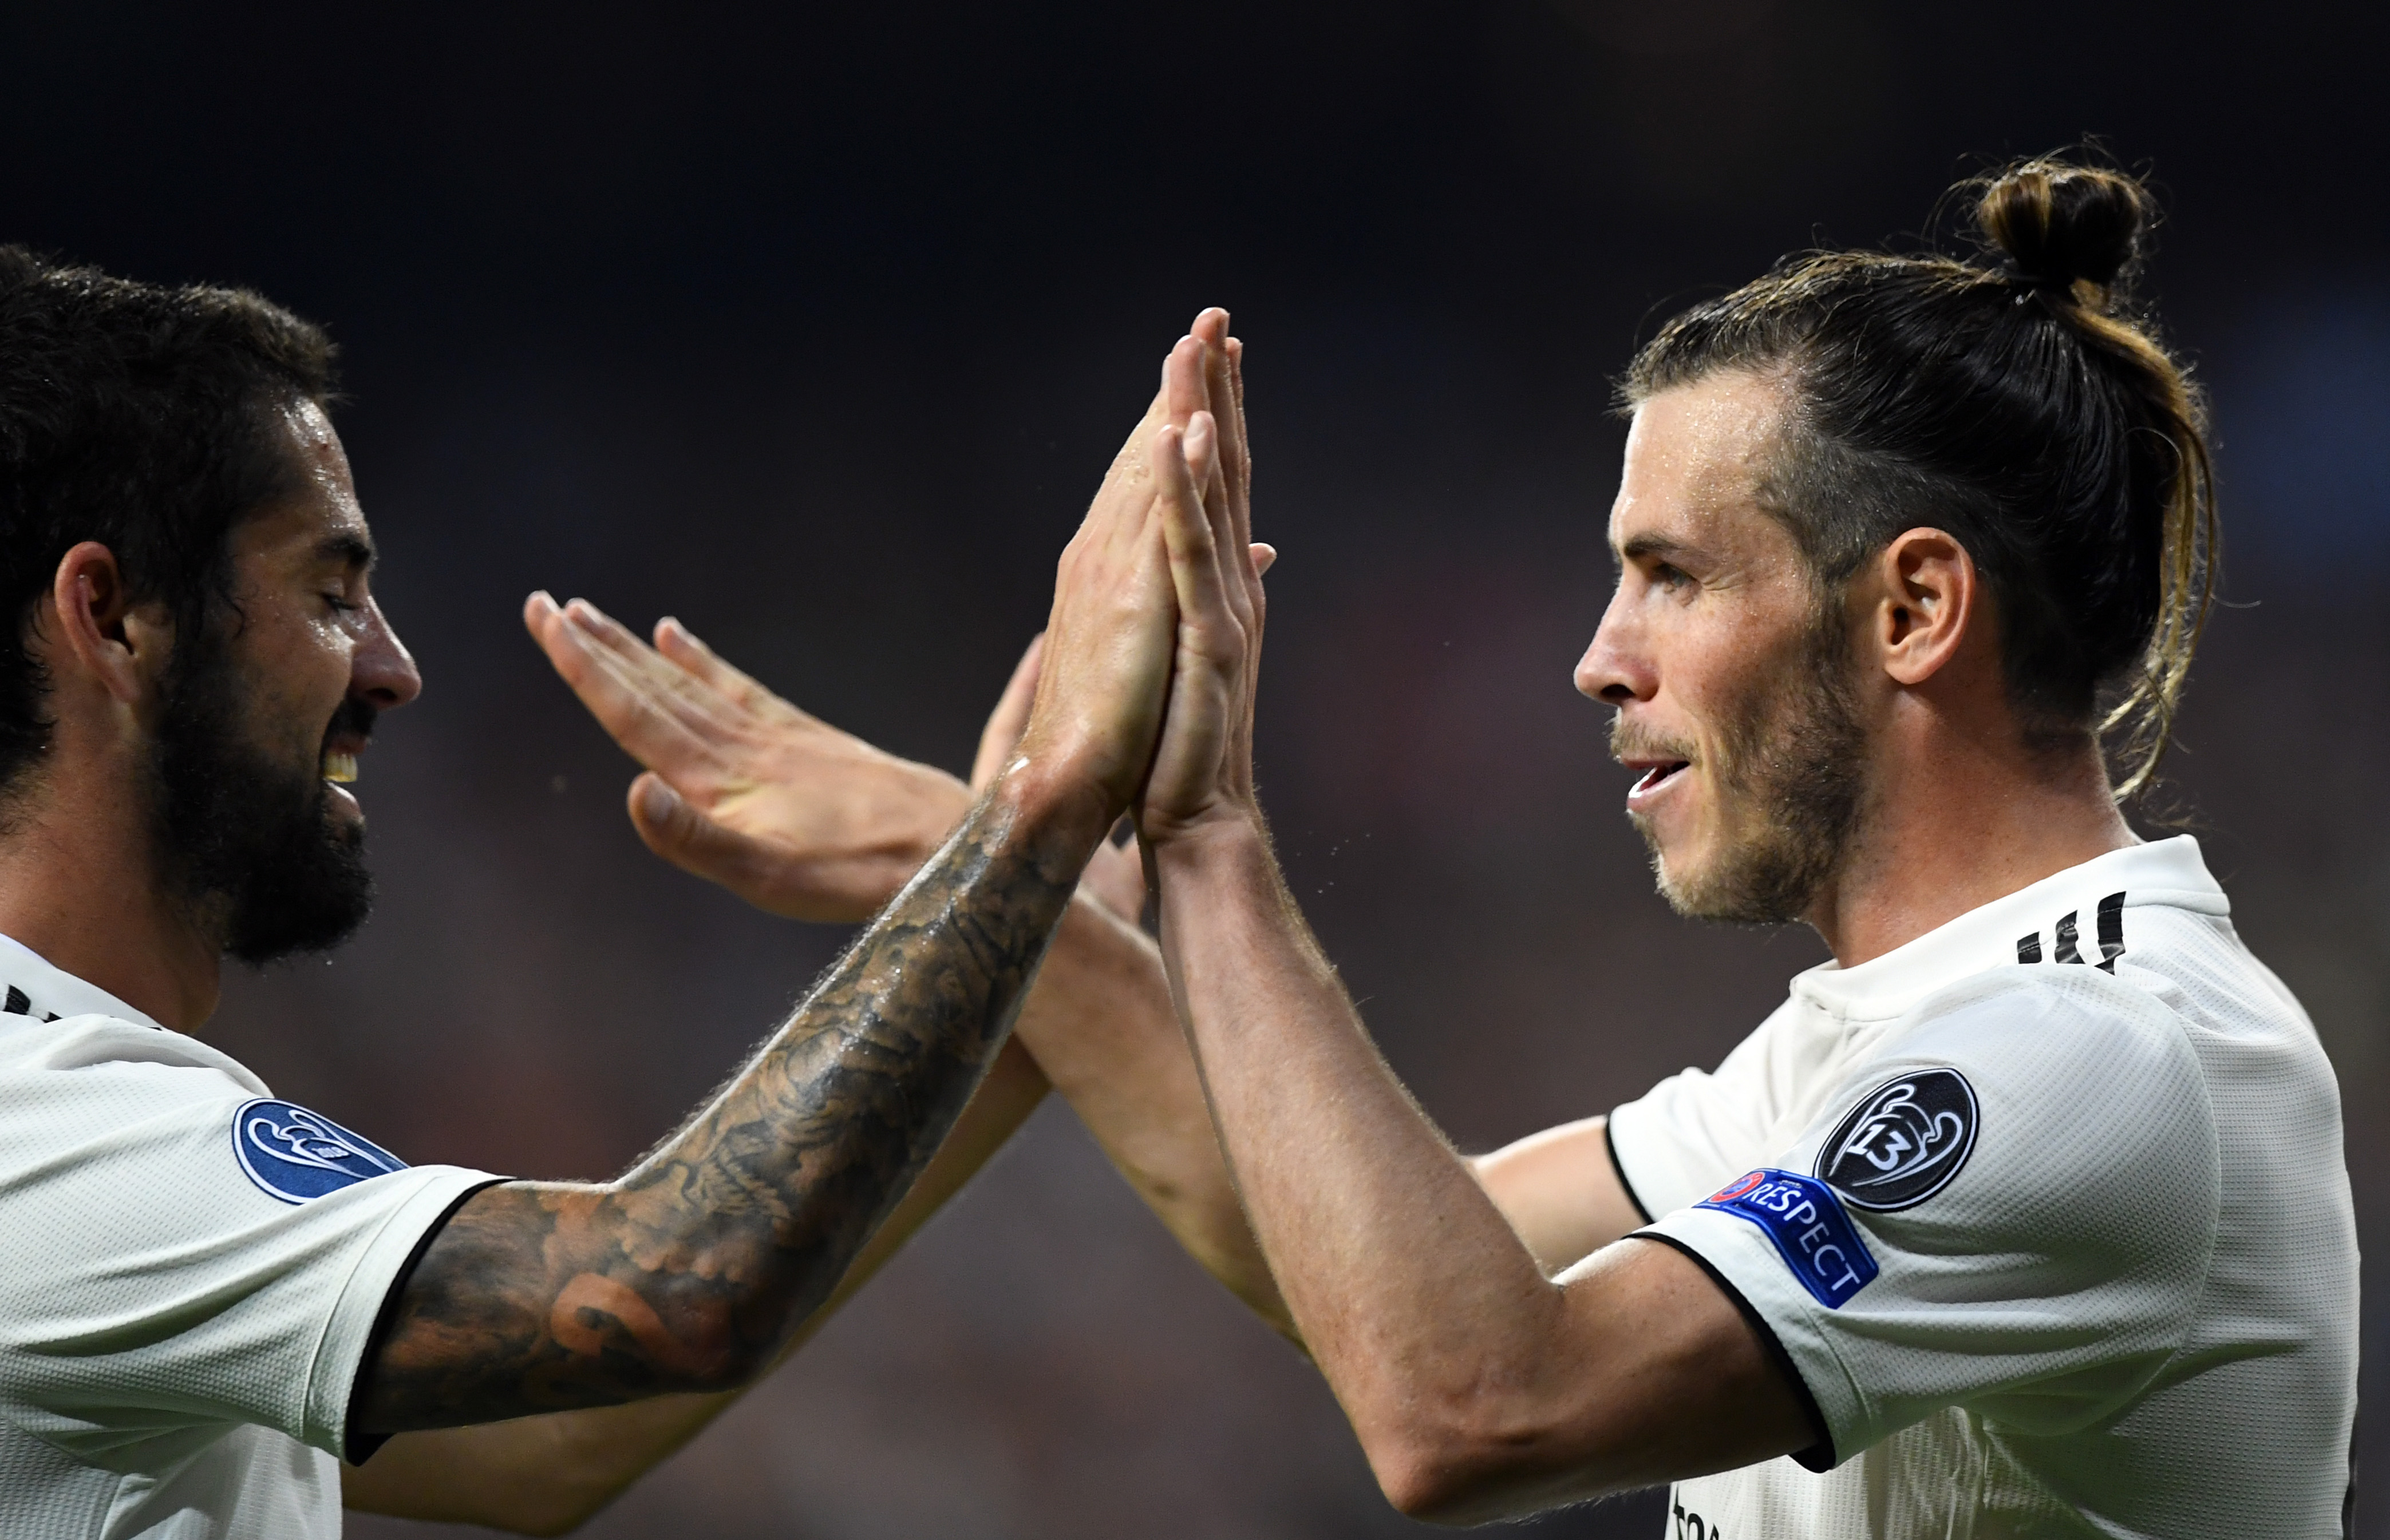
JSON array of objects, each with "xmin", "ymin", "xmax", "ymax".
[
  {"xmin": 0, "ymin": 771, "xmax": 222, "ymax": 1033},
  {"xmin": 1806, "ymin": 715, "xmax": 2135, "ymax": 969}
]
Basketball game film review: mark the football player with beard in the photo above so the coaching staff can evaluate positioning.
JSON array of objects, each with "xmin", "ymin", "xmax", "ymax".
[
  {"xmin": 0, "ymin": 248, "xmax": 1251, "ymax": 1538},
  {"xmin": 540, "ymin": 159, "xmax": 2357, "ymax": 1538}
]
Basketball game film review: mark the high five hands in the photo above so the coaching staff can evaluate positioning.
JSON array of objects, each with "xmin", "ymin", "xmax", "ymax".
[
  {"xmin": 523, "ymin": 307, "xmax": 1269, "ymax": 912},
  {"xmin": 1009, "ymin": 307, "xmax": 1273, "ymax": 848},
  {"xmin": 1137, "ymin": 311, "xmax": 1271, "ymax": 848}
]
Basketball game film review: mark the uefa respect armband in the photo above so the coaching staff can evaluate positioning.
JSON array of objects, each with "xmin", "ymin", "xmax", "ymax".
[{"xmin": 1697, "ymin": 1169, "xmax": 1878, "ymax": 1309}]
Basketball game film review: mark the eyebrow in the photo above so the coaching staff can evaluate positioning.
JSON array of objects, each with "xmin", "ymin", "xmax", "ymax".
[
  {"xmin": 1615, "ymin": 531, "xmax": 1698, "ymax": 564},
  {"xmin": 317, "ymin": 532, "xmax": 377, "ymax": 572}
]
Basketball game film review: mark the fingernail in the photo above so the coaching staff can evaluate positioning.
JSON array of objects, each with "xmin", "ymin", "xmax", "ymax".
[{"xmin": 635, "ymin": 778, "xmax": 679, "ymax": 823}]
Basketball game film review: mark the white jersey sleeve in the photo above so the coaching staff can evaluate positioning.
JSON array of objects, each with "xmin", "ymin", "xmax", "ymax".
[
  {"xmin": 1605, "ymin": 997, "xmax": 1807, "ymax": 1218},
  {"xmin": 0, "ymin": 1016, "xmax": 501, "ymax": 1468},
  {"xmin": 1627, "ymin": 966, "xmax": 2218, "ymax": 1469}
]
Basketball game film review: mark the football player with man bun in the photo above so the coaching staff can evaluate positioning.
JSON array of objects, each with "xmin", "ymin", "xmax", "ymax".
[{"xmin": 550, "ymin": 157, "xmax": 2356, "ymax": 1537}]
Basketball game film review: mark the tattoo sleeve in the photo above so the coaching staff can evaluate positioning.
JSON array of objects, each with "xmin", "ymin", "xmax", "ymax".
[{"xmin": 353, "ymin": 782, "xmax": 1095, "ymax": 1432}]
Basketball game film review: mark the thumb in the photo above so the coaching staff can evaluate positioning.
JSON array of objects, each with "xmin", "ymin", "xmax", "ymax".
[{"xmin": 627, "ymin": 773, "xmax": 775, "ymax": 894}]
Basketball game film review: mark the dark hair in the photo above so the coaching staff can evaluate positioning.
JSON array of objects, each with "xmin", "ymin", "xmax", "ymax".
[
  {"xmin": 0, "ymin": 247, "xmax": 337, "ymax": 796},
  {"xmin": 1621, "ymin": 155, "xmax": 2216, "ymax": 799}
]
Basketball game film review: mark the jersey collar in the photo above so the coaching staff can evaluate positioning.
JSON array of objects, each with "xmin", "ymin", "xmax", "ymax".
[
  {"xmin": 1789, "ymin": 834, "xmax": 2228, "ymax": 1023},
  {"xmin": 0, "ymin": 929, "xmax": 166, "ymax": 1030}
]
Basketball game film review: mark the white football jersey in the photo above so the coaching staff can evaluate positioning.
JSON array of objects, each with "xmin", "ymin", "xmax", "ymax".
[
  {"xmin": 0, "ymin": 933, "xmax": 501, "ymax": 1539},
  {"xmin": 1603, "ymin": 836, "xmax": 2356, "ymax": 1539}
]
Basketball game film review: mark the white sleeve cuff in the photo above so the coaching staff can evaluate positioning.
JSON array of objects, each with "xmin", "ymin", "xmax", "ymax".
[
  {"xmin": 301, "ymin": 1166, "xmax": 505, "ymax": 1457},
  {"xmin": 1641, "ymin": 1202, "xmax": 1870, "ymax": 1467}
]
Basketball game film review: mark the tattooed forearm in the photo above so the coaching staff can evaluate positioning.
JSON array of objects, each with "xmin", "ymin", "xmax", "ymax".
[{"xmin": 355, "ymin": 778, "xmax": 1100, "ymax": 1432}]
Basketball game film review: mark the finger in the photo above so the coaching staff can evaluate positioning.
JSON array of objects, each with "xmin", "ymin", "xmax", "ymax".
[
  {"xmin": 1251, "ymin": 542, "xmax": 1277, "ymax": 577},
  {"xmin": 1162, "ymin": 333, "xmax": 1207, "ymax": 431},
  {"xmin": 1220, "ymin": 336, "xmax": 1261, "ymax": 617},
  {"xmin": 534, "ymin": 600, "xmax": 739, "ymax": 776},
  {"xmin": 1216, "ymin": 334, "xmax": 1251, "ymax": 541},
  {"xmin": 566, "ymin": 603, "xmax": 756, "ymax": 731},
  {"xmin": 557, "ymin": 598, "xmax": 707, "ymax": 700},
  {"xmin": 1180, "ymin": 342, "xmax": 1249, "ymax": 634},
  {"xmin": 653, "ymin": 615, "xmax": 792, "ymax": 718},
  {"xmin": 971, "ymin": 632, "xmax": 1045, "ymax": 791},
  {"xmin": 1193, "ymin": 405, "xmax": 1245, "ymax": 624},
  {"xmin": 626, "ymin": 772, "xmax": 779, "ymax": 891},
  {"xmin": 1189, "ymin": 313, "xmax": 1242, "ymax": 483},
  {"xmin": 1191, "ymin": 311, "xmax": 1240, "ymax": 457},
  {"xmin": 1155, "ymin": 420, "xmax": 1231, "ymax": 631}
]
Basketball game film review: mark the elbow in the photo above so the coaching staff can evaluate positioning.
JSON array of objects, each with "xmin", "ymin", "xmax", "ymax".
[
  {"xmin": 1370, "ymin": 1438, "xmax": 1510, "ymax": 1526},
  {"xmin": 1357, "ymin": 1397, "xmax": 1578, "ymax": 1525},
  {"xmin": 1375, "ymin": 1450, "xmax": 1470, "ymax": 1525}
]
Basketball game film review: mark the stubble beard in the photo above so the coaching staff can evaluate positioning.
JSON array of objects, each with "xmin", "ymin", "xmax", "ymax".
[
  {"xmin": 149, "ymin": 625, "xmax": 376, "ymax": 967},
  {"xmin": 1626, "ymin": 615, "xmax": 1868, "ymax": 927}
]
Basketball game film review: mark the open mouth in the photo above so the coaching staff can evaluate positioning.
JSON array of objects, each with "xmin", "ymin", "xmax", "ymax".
[
  {"xmin": 1627, "ymin": 759, "xmax": 1692, "ymax": 798},
  {"xmin": 322, "ymin": 751, "xmax": 359, "ymax": 785}
]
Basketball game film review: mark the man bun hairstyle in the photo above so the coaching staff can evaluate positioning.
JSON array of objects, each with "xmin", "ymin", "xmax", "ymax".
[
  {"xmin": 0, "ymin": 247, "xmax": 337, "ymax": 800},
  {"xmin": 1623, "ymin": 153, "xmax": 2216, "ymax": 801},
  {"xmin": 1977, "ymin": 159, "xmax": 2146, "ymax": 294}
]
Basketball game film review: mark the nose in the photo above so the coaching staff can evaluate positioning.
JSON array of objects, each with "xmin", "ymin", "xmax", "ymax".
[
  {"xmin": 1575, "ymin": 584, "xmax": 1655, "ymax": 706},
  {"xmin": 351, "ymin": 597, "xmax": 422, "ymax": 710}
]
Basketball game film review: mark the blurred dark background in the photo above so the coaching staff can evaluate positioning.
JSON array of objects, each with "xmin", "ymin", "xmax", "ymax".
[{"xmin": 4, "ymin": 1, "xmax": 2384, "ymax": 1534}]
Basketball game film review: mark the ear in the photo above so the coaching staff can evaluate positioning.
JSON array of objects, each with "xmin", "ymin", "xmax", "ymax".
[
  {"xmin": 39, "ymin": 542, "xmax": 174, "ymax": 705},
  {"xmin": 1866, "ymin": 528, "xmax": 1978, "ymax": 688}
]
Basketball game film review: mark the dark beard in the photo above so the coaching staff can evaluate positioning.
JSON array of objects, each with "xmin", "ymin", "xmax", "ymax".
[
  {"xmin": 150, "ymin": 633, "xmax": 375, "ymax": 966},
  {"xmin": 1635, "ymin": 613, "xmax": 1868, "ymax": 926}
]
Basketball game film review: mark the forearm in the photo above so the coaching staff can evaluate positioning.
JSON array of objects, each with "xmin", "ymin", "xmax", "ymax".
[
  {"xmin": 1014, "ymin": 889, "xmax": 1289, "ymax": 1333},
  {"xmin": 358, "ymin": 766, "xmax": 1110, "ymax": 1431},
  {"xmin": 344, "ymin": 1038, "xmax": 1051, "ymax": 1532},
  {"xmin": 1152, "ymin": 820, "xmax": 1569, "ymax": 1465}
]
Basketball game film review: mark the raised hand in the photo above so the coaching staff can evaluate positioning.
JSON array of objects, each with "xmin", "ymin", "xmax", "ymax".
[
  {"xmin": 1140, "ymin": 310, "xmax": 1273, "ymax": 845},
  {"xmin": 366, "ymin": 320, "xmax": 1238, "ymax": 1438},
  {"xmin": 524, "ymin": 594, "xmax": 971, "ymax": 923},
  {"xmin": 1003, "ymin": 326, "xmax": 1226, "ymax": 825}
]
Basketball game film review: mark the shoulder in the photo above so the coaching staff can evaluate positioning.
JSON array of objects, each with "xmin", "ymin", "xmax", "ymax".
[
  {"xmin": 1814, "ymin": 969, "xmax": 2221, "ymax": 1261},
  {"xmin": 0, "ymin": 1011, "xmax": 269, "ymax": 1092},
  {"xmin": 1897, "ymin": 965, "xmax": 2208, "ymax": 1107},
  {"xmin": 0, "ymin": 1015, "xmax": 278, "ymax": 1182}
]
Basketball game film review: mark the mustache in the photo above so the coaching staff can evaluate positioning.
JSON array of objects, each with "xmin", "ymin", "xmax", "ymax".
[
  {"xmin": 1607, "ymin": 716, "xmax": 1695, "ymax": 766},
  {"xmin": 322, "ymin": 696, "xmax": 378, "ymax": 749}
]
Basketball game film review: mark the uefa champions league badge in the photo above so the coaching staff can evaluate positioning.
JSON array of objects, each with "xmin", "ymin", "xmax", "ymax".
[
  {"xmin": 232, "ymin": 1099, "xmax": 408, "ymax": 1203},
  {"xmin": 1697, "ymin": 1169, "xmax": 1878, "ymax": 1309},
  {"xmin": 1814, "ymin": 1068, "xmax": 1979, "ymax": 1212}
]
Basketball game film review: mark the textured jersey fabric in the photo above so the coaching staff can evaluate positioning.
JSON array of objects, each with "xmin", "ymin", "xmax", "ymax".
[
  {"xmin": 0, "ymin": 934, "xmax": 503, "ymax": 1539},
  {"xmin": 1604, "ymin": 837, "xmax": 2357, "ymax": 1539}
]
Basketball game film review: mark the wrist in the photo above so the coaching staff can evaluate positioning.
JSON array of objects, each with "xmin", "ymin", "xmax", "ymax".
[
  {"xmin": 987, "ymin": 754, "xmax": 1121, "ymax": 866},
  {"xmin": 1147, "ymin": 806, "xmax": 1271, "ymax": 884}
]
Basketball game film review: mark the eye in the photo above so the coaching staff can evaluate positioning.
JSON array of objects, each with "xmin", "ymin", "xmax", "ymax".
[
  {"xmin": 1650, "ymin": 561, "xmax": 1692, "ymax": 592},
  {"xmin": 323, "ymin": 592, "xmax": 362, "ymax": 615}
]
